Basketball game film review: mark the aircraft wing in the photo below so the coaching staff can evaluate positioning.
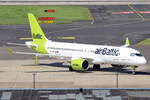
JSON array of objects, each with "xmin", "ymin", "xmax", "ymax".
[{"xmin": 71, "ymin": 55, "xmax": 94, "ymax": 64}]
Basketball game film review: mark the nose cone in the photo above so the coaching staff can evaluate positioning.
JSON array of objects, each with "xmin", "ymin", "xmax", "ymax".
[
  {"xmin": 143, "ymin": 57, "xmax": 147, "ymax": 64},
  {"xmin": 139, "ymin": 57, "xmax": 147, "ymax": 65},
  {"xmin": 136, "ymin": 57, "xmax": 147, "ymax": 65}
]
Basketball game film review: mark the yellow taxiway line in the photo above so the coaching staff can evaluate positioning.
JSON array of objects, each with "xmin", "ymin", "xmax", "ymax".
[
  {"xmin": 19, "ymin": 38, "xmax": 33, "ymax": 40},
  {"xmin": 48, "ymin": 36, "xmax": 76, "ymax": 40},
  {"xmin": 57, "ymin": 37, "xmax": 76, "ymax": 39},
  {"xmin": 128, "ymin": 3, "xmax": 145, "ymax": 21}
]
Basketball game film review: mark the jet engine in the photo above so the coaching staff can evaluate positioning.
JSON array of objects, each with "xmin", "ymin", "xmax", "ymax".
[{"xmin": 71, "ymin": 59, "xmax": 89, "ymax": 71}]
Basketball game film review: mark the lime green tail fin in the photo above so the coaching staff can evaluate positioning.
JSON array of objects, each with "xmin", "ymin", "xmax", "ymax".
[
  {"xmin": 28, "ymin": 13, "xmax": 48, "ymax": 54},
  {"xmin": 28, "ymin": 13, "xmax": 47, "ymax": 42}
]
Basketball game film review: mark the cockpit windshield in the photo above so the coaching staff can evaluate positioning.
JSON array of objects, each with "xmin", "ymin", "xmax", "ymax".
[
  {"xmin": 130, "ymin": 53, "xmax": 135, "ymax": 56},
  {"xmin": 135, "ymin": 53, "xmax": 143, "ymax": 57},
  {"xmin": 130, "ymin": 53, "xmax": 143, "ymax": 57}
]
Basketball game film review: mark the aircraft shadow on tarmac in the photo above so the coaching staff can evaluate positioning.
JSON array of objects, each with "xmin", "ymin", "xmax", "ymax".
[
  {"xmin": 39, "ymin": 62, "xmax": 93, "ymax": 73},
  {"xmin": 39, "ymin": 62, "xmax": 69, "ymax": 68},
  {"xmin": 24, "ymin": 70, "xmax": 70, "ymax": 73},
  {"xmin": 22, "ymin": 62, "xmax": 69, "ymax": 68},
  {"xmin": 23, "ymin": 62, "xmax": 150, "ymax": 75},
  {"xmin": 0, "ymin": 71, "xmax": 5, "ymax": 73},
  {"xmin": 90, "ymin": 67, "xmax": 150, "ymax": 75}
]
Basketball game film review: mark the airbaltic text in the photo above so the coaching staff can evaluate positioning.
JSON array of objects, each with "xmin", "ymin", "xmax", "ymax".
[{"xmin": 95, "ymin": 48, "xmax": 120, "ymax": 56}]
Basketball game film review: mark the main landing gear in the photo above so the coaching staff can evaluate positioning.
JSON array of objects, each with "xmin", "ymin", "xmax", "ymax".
[
  {"xmin": 69, "ymin": 67, "xmax": 74, "ymax": 71},
  {"xmin": 93, "ymin": 64, "xmax": 101, "ymax": 71}
]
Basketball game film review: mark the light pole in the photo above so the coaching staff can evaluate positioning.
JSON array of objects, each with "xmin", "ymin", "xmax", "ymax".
[
  {"xmin": 32, "ymin": 72, "xmax": 37, "ymax": 88},
  {"xmin": 35, "ymin": 55, "xmax": 38, "ymax": 65},
  {"xmin": 115, "ymin": 68, "xmax": 119, "ymax": 88}
]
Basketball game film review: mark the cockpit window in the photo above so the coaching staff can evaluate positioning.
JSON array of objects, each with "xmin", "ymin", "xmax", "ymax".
[
  {"xmin": 130, "ymin": 53, "xmax": 143, "ymax": 57},
  {"xmin": 130, "ymin": 53, "xmax": 135, "ymax": 56},
  {"xmin": 135, "ymin": 53, "xmax": 143, "ymax": 57}
]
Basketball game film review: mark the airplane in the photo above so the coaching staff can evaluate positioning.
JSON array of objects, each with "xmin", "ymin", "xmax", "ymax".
[{"xmin": 4, "ymin": 13, "xmax": 147, "ymax": 74}]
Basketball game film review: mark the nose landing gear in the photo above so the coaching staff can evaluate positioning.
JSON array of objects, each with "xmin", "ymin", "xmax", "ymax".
[{"xmin": 130, "ymin": 66, "xmax": 138, "ymax": 75}]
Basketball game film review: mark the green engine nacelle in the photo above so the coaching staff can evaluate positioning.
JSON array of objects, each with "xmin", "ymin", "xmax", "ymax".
[{"xmin": 71, "ymin": 59, "xmax": 89, "ymax": 71}]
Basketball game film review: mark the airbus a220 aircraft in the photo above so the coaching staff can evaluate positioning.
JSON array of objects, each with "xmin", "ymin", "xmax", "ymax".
[{"xmin": 5, "ymin": 13, "xmax": 147, "ymax": 74}]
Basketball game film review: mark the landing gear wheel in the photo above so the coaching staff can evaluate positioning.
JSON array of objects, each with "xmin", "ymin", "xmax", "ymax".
[
  {"xmin": 69, "ymin": 67, "xmax": 74, "ymax": 71},
  {"xmin": 132, "ymin": 70, "xmax": 136, "ymax": 75},
  {"xmin": 131, "ymin": 66, "xmax": 137, "ymax": 75},
  {"xmin": 93, "ymin": 64, "xmax": 101, "ymax": 71},
  {"xmin": 132, "ymin": 68, "xmax": 135, "ymax": 75}
]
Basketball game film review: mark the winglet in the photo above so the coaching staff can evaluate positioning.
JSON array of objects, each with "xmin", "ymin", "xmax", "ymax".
[
  {"xmin": 125, "ymin": 37, "xmax": 130, "ymax": 46},
  {"xmin": 3, "ymin": 45, "xmax": 14, "ymax": 53},
  {"xmin": 121, "ymin": 37, "xmax": 130, "ymax": 48}
]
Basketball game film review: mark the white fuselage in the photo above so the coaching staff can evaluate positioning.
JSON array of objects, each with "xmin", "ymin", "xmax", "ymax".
[{"xmin": 44, "ymin": 40, "xmax": 147, "ymax": 66}]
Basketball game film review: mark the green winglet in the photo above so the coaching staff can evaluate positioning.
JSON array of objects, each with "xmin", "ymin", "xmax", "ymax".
[
  {"xmin": 126, "ymin": 37, "xmax": 130, "ymax": 45},
  {"xmin": 3, "ymin": 45, "xmax": 14, "ymax": 53}
]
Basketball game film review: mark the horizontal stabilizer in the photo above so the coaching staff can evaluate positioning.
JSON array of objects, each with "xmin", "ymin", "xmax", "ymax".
[
  {"xmin": 3, "ymin": 45, "xmax": 49, "ymax": 56},
  {"xmin": 7, "ymin": 42, "xmax": 26, "ymax": 46},
  {"xmin": 3, "ymin": 45, "xmax": 14, "ymax": 53},
  {"xmin": 15, "ymin": 52, "xmax": 49, "ymax": 56}
]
